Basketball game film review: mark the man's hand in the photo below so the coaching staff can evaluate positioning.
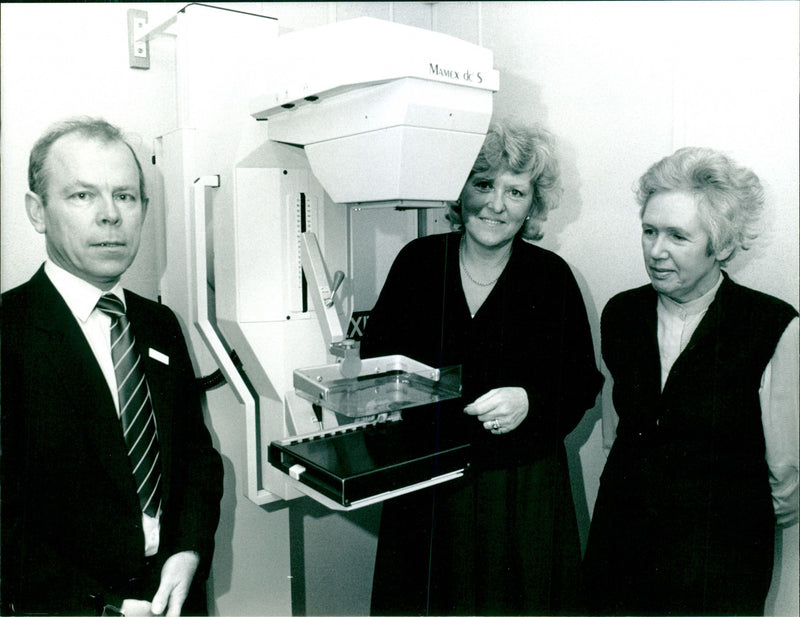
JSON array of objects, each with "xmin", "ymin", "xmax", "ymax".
[
  {"xmin": 150, "ymin": 551, "xmax": 200, "ymax": 616},
  {"xmin": 119, "ymin": 599, "xmax": 153, "ymax": 616}
]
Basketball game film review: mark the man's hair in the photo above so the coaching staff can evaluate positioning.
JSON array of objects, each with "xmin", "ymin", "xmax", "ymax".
[
  {"xmin": 28, "ymin": 117, "xmax": 147, "ymax": 204},
  {"xmin": 636, "ymin": 146, "xmax": 764, "ymax": 265}
]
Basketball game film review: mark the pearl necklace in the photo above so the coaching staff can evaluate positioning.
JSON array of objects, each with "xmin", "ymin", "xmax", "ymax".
[{"xmin": 459, "ymin": 240, "xmax": 510, "ymax": 287}]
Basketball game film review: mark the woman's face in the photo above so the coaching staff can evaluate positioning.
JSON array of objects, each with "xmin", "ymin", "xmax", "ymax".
[
  {"xmin": 459, "ymin": 167, "xmax": 534, "ymax": 251},
  {"xmin": 641, "ymin": 190, "xmax": 723, "ymax": 303}
]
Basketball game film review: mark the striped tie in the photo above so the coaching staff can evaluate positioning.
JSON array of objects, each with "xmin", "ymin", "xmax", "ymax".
[{"xmin": 96, "ymin": 294, "xmax": 161, "ymax": 518}]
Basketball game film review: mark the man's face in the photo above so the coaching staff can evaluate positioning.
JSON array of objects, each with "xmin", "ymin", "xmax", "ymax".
[
  {"xmin": 26, "ymin": 133, "xmax": 146, "ymax": 290},
  {"xmin": 641, "ymin": 190, "xmax": 723, "ymax": 303}
]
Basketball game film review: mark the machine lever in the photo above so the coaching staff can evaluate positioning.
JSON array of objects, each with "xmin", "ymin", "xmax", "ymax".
[
  {"xmin": 300, "ymin": 232, "xmax": 346, "ymax": 344},
  {"xmin": 326, "ymin": 271, "xmax": 345, "ymax": 307}
]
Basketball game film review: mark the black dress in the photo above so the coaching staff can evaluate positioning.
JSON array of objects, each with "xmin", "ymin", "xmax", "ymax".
[{"xmin": 361, "ymin": 232, "xmax": 602, "ymax": 616}]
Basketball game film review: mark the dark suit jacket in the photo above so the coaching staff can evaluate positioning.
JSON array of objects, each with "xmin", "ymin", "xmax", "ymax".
[{"xmin": 1, "ymin": 266, "xmax": 224, "ymax": 615}]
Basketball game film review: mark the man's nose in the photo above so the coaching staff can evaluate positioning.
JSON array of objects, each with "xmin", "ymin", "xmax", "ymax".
[{"xmin": 97, "ymin": 195, "xmax": 121, "ymax": 224}]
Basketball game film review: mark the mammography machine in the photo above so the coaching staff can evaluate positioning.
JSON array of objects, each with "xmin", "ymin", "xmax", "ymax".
[{"xmin": 146, "ymin": 9, "xmax": 498, "ymax": 510}]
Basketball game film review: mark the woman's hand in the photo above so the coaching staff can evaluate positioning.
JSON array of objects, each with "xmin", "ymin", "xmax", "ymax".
[{"xmin": 464, "ymin": 387, "xmax": 528, "ymax": 434}]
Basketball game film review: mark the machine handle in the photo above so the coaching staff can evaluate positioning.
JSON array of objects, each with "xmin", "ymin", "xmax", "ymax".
[
  {"xmin": 327, "ymin": 270, "xmax": 345, "ymax": 307},
  {"xmin": 299, "ymin": 232, "xmax": 346, "ymax": 344}
]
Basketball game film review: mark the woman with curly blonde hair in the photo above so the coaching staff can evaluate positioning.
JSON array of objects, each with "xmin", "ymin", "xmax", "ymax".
[{"xmin": 363, "ymin": 119, "xmax": 601, "ymax": 615}]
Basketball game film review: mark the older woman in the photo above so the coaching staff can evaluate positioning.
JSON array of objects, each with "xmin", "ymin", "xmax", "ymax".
[
  {"xmin": 582, "ymin": 147, "xmax": 799, "ymax": 615},
  {"xmin": 362, "ymin": 120, "xmax": 602, "ymax": 616}
]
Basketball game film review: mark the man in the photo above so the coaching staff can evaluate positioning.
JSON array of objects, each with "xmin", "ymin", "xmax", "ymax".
[
  {"xmin": 583, "ymin": 147, "xmax": 798, "ymax": 615},
  {"xmin": 1, "ymin": 118, "xmax": 224, "ymax": 616}
]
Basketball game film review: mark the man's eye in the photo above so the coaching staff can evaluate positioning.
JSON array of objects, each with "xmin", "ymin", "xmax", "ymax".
[
  {"xmin": 71, "ymin": 192, "xmax": 91, "ymax": 201},
  {"xmin": 116, "ymin": 193, "xmax": 135, "ymax": 202}
]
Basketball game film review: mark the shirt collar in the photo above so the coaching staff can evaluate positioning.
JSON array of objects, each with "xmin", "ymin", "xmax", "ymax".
[
  {"xmin": 44, "ymin": 260, "xmax": 125, "ymax": 323},
  {"xmin": 658, "ymin": 272, "xmax": 723, "ymax": 319}
]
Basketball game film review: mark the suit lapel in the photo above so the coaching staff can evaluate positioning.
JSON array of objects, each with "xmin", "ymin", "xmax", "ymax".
[{"xmin": 28, "ymin": 270, "xmax": 139, "ymax": 507}]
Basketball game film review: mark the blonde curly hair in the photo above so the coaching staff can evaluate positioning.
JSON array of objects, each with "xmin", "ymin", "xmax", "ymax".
[{"xmin": 447, "ymin": 120, "xmax": 562, "ymax": 241}]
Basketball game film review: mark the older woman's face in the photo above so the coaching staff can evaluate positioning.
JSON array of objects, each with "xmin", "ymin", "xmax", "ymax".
[
  {"xmin": 459, "ymin": 167, "xmax": 534, "ymax": 251},
  {"xmin": 641, "ymin": 190, "xmax": 722, "ymax": 303}
]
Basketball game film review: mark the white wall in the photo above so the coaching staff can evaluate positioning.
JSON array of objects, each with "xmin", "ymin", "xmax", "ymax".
[
  {"xmin": 2, "ymin": 2, "xmax": 797, "ymax": 616},
  {"xmin": 477, "ymin": 3, "xmax": 799, "ymax": 615},
  {"xmin": 0, "ymin": 2, "xmax": 179, "ymax": 297},
  {"xmin": 483, "ymin": 0, "xmax": 799, "ymax": 309}
]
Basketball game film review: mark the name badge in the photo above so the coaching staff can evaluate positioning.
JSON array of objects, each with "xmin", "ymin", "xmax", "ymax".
[{"xmin": 149, "ymin": 348, "xmax": 170, "ymax": 365}]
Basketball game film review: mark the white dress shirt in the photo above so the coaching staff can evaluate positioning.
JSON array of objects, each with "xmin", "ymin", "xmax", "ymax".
[
  {"xmin": 45, "ymin": 261, "xmax": 161, "ymax": 554},
  {"xmin": 603, "ymin": 273, "xmax": 799, "ymax": 527}
]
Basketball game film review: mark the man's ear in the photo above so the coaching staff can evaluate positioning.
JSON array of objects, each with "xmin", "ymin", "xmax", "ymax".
[{"xmin": 25, "ymin": 191, "xmax": 47, "ymax": 234}]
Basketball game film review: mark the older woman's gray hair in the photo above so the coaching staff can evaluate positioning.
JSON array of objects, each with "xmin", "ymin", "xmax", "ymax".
[
  {"xmin": 448, "ymin": 120, "xmax": 562, "ymax": 241},
  {"xmin": 636, "ymin": 146, "xmax": 764, "ymax": 265}
]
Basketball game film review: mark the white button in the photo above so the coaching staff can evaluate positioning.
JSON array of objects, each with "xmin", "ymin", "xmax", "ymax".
[{"xmin": 289, "ymin": 464, "xmax": 306, "ymax": 480}]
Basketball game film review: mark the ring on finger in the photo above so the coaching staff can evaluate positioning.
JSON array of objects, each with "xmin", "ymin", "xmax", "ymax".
[{"xmin": 491, "ymin": 419, "xmax": 500, "ymax": 430}]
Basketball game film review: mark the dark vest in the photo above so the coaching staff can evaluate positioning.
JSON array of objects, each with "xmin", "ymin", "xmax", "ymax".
[
  {"xmin": 585, "ymin": 274, "xmax": 796, "ymax": 614},
  {"xmin": 601, "ymin": 273, "xmax": 797, "ymax": 526}
]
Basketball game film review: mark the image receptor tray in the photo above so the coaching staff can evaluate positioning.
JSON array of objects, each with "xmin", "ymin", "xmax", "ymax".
[{"xmin": 269, "ymin": 399, "xmax": 471, "ymax": 508}]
